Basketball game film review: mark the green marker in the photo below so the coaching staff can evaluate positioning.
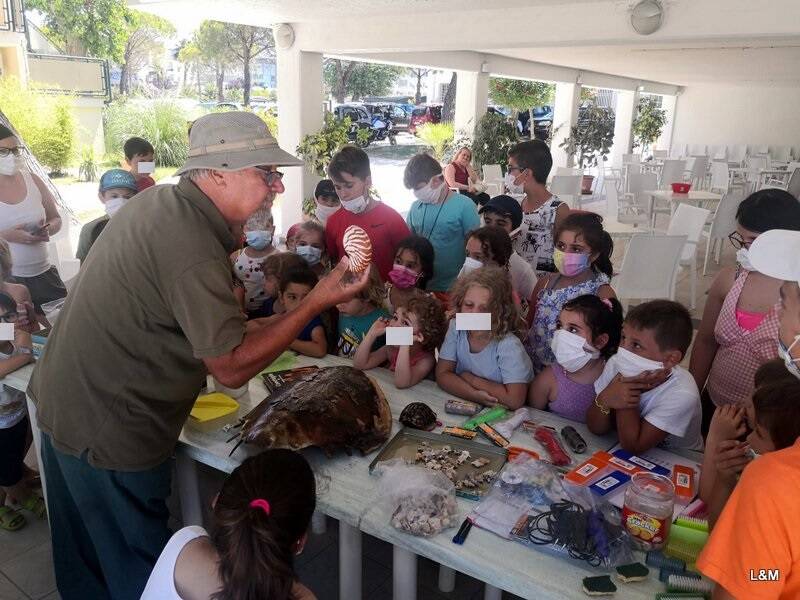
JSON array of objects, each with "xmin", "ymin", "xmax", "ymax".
[{"xmin": 462, "ymin": 406, "xmax": 508, "ymax": 431}]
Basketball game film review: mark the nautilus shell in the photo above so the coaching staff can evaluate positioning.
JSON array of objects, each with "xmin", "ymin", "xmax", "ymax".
[{"xmin": 342, "ymin": 225, "xmax": 372, "ymax": 273}]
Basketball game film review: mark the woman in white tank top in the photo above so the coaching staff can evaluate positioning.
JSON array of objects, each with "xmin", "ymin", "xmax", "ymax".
[{"xmin": 0, "ymin": 125, "xmax": 66, "ymax": 314}]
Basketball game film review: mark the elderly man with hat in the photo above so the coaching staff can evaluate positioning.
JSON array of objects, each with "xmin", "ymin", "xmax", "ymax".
[{"xmin": 27, "ymin": 112, "xmax": 368, "ymax": 600}]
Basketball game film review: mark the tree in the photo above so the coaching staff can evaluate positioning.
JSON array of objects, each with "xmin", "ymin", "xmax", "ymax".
[
  {"xmin": 194, "ymin": 21, "xmax": 236, "ymax": 102},
  {"xmin": 177, "ymin": 42, "xmax": 204, "ymax": 97},
  {"xmin": 441, "ymin": 72, "xmax": 457, "ymax": 122},
  {"xmin": 632, "ymin": 95, "xmax": 667, "ymax": 157},
  {"xmin": 119, "ymin": 11, "xmax": 174, "ymax": 95},
  {"xmin": 26, "ymin": 0, "xmax": 129, "ymax": 60},
  {"xmin": 323, "ymin": 59, "xmax": 403, "ymax": 103},
  {"xmin": 488, "ymin": 78, "xmax": 554, "ymax": 138},
  {"xmin": 222, "ymin": 24, "xmax": 274, "ymax": 106},
  {"xmin": 407, "ymin": 67, "xmax": 431, "ymax": 104}
]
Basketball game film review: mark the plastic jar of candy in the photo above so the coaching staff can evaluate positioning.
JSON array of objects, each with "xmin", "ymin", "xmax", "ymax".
[{"xmin": 622, "ymin": 472, "xmax": 675, "ymax": 550}]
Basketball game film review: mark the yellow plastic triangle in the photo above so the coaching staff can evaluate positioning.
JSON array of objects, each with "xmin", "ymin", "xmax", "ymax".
[{"xmin": 190, "ymin": 392, "xmax": 239, "ymax": 422}]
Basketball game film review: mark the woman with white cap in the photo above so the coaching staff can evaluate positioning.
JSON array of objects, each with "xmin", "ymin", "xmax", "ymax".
[{"xmin": 27, "ymin": 111, "xmax": 369, "ymax": 600}]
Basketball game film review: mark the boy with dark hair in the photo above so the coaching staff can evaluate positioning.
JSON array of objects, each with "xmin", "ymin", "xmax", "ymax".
[
  {"xmin": 76, "ymin": 169, "xmax": 139, "ymax": 265},
  {"xmin": 479, "ymin": 194, "xmax": 537, "ymax": 301},
  {"xmin": 587, "ymin": 299, "xmax": 703, "ymax": 452},
  {"xmin": 325, "ymin": 145, "xmax": 410, "ymax": 280},
  {"xmin": 403, "ymin": 152, "xmax": 479, "ymax": 293},
  {"xmin": 507, "ymin": 140, "xmax": 569, "ymax": 274},
  {"xmin": 123, "ymin": 136, "xmax": 156, "ymax": 192}
]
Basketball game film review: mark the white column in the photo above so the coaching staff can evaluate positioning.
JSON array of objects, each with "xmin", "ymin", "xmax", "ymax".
[
  {"xmin": 454, "ymin": 70, "xmax": 489, "ymax": 138},
  {"xmin": 655, "ymin": 94, "xmax": 678, "ymax": 154},
  {"xmin": 609, "ymin": 89, "xmax": 639, "ymax": 168},
  {"xmin": 276, "ymin": 46, "xmax": 324, "ymax": 235},
  {"xmin": 550, "ymin": 82, "xmax": 581, "ymax": 169}
]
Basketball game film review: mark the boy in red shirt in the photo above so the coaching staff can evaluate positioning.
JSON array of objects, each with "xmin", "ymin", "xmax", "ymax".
[
  {"xmin": 325, "ymin": 146, "xmax": 410, "ymax": 280},
  {"xmin": 124, "ymin": 137, "xmax": 156, "ymax": 192}
]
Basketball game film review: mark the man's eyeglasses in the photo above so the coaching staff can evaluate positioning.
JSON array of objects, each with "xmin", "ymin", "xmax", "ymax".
[
  {"xmin": 728, "ymin": 231, "xmax": 750, "ymax": 250},
  {"xmin": 507, "ymin": 166, "xmax": 523, "ymax": 173},
  {"xmin": 255, "ymin": 166, "xmax": 284, "ymax": 185},
  {"xmin": 0, "ymin": 147, "xmax": 23, "ymax": 158}
]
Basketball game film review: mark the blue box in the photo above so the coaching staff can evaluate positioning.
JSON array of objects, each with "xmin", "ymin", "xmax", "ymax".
[
  {"xmin": 612, "ymin": 449, "xmax": 670, "ymax": 477},
  {"xmin": 589, "ymin": 470, "xmax": 631, "ymax": 496}
]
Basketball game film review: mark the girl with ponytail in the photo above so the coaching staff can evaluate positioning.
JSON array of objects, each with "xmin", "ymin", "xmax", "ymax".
[
  {"xmin": 524, "ymin": 211, "xmax": 617, "ymax": 374},
  {"xmin": 141, "ymin": 449, "xmax": 317, "ymax": 600}
]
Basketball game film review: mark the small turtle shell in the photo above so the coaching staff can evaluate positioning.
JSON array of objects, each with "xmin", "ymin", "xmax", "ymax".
[{"xmin": 400, "ymin": 402, "xmax": 437, "ymax": 431}]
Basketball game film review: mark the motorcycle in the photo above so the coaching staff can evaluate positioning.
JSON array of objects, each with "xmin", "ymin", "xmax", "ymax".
[{"xmin": 370, "ymin": 112, "xmax": 397, "ymax": 146}]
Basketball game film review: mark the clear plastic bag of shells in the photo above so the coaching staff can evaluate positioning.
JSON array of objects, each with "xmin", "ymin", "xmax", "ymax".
[{"xmin": 375, "ymin": 459, "xmax": 459, "ymax": 537}]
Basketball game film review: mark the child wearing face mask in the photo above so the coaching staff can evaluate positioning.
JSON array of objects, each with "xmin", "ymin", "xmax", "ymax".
[
  {"xmin": 76, "ymin": 169, "xmax": 139, "ymax": 265},
  {"xmin": 335, "ymin": 265, "xmax": 390, "ymax": 358},
  {"xmin": 123, "ymin": 137, "xmax": 156, "ymax": 192},
  {"xmin": 232, "ymin": 206, "xmax": 277, "ymax": 311},
  {"xmin": 436, "ymin": 266, "xmax": 533, "ymax": 410},
  {"xmin": 587, "ymin": 299, "xmax": 703, "ymax": 453},
  {"xmin": 698, "ymin": 360, "xmax": 800, "ymax": 530},
  {"xmin": 528, "ymin": 295, "xmax": 623, "ymax": 423},
  {"xmin": 404, "ymin": 153, "xmax": 480, "ymax": 294},
  {"xmin": 353, "ymin": 294, "xmax": 447, "ymax": 388},
  {"xmin": 141, "ymin": 449, "xmax": 317, "ymax": 600},
  {"xmin": 689, "ymin": 189, "xmax": 800, "ymax": 434},
  {"xmin": 313, "ymin": 179, "xmax": 341, "ymax": 226},
  {"xmin": 248, "ymin": 252, "xmax": 307, "ymax": 320},
  {"xmin": 525, "ymin": 211, "xmax": 616, "ymax": 374},
  {"xmin": 386, "ymin": 235, "xmax": 435, "ymax": 313},
  {"xmin": 506, "ymin": 140, "xmax": 570, "ymax": 274},
  {"xmin": 458, "ymin": 226, "xmax": 525, "ymax": 307},
  {"xmin": 292, "ymin": 221, "xmax": 328, "ymax": 277},
  {"xmin": 324, "ymin": 146, "xmax": 410, "ymax": 280}
]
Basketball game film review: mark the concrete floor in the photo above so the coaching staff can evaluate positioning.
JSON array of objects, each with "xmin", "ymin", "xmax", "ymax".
[{"xmin": 1, "ymin": 146, "xmax": 733, "ymax": 599}]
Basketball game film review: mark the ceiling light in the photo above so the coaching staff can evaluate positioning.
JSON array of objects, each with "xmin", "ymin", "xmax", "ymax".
[{"xmin": 631, "ymin": 0, "xmax": 664, "ymax": 36}]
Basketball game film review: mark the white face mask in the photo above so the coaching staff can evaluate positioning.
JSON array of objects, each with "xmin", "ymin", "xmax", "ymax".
[
  {"xmin": 608, "ymin": 347, "xmax": 665, "ymax": 378},
  {"xmin": 341, "ymin": 195, "xmax": 368, "ymax": 214},
  {"xmin": 296, "ymin": 245, "xmax": 322, "ymax": 266},
  {"xmin": 736, "ymin": 247, "xmax": 754, "ymax": 271},
  {"xmin": 504, "ymin": 171, "xmax": 525, "ymax": 195},
  {"xmin": 104, "ymin": 196, "xmax": 129, "ymax": 217},
  {"xmin": 0, "ymin": 154, "xmax": 18, "ymax": 176},
  {"xmin": 778, "ymin": 335, "xmax": 800, "ymax": 380},
  {"xmin": 315, "ymin": 203, "xmax": 339, "ymax": 225},
  {"xmin": 462, "ymin": 256, "xmax": 483, "ymax": 275},
  {"xmin": 550, "ymin": 329, "xmax": 600, "ymax": 373},
  {"xmin": 414, "ymin": 178, "xmax": 444, "ymax": 204}
]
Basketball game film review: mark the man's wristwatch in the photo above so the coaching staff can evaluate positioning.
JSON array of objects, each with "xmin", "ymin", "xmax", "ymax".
[{"xmin": 594, "ymin": 396, "xmax": 610, "ymax": 415}]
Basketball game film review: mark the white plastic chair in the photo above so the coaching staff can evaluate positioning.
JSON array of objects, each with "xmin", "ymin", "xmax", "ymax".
[
  {"xmin": 550, "ymin": 174, "xmax": 583, "ymax": 208},
  {"xmin": 754, "ymin": 145, "xmax": 770, "ymax": 156},
  {"xmin": 709, "ymin": 161, "xmax": 731, "ymax": 193},
  {"xmin": 771, "ymin": 146, "xmax": 792, "ymax": 163},
  {"xmin": 709, "ymin": 145, "xmax": 728, "ymax": 161},
  {"xmin": 686, "ymin": 155, "xmax": 710, "ymax": 189},
  {"xmin": 482, "ymin": 164, "xmax": 503, "ymax": 196},
  {"xmin": 623, "ymin": 171, "xmax": 658, "ymax": 227},
  {"xmin": 671, "ymin": 143, "xmax": 688, "ymax": 158},
  {"xmin": 702, "ymin": 191, "xmax": 744, "ymax": 275},
  {"xmin": 653, "ymin": 149, "xmax": 669, "ymax": 160},
  {"xmin": 555, "ymin": 167, "xmax": 583, "ymax": 176},
  {"xmin": 667, "ymin": 203, "xmax": 712, "ymax": 310},
  {"xmin": 611, "ymin": 234, "xmax": 688, "ymax": 309},
  {"xmin": 689, "ymin": 144, "xmax": 707, "ymax": 156},
  {"xmin": 659, "ymin": 159, "xmax": 687, "ymax": 190},
  {"xmin": 728, "ymin": 145, "xmax": 747, "ymax": 165}
]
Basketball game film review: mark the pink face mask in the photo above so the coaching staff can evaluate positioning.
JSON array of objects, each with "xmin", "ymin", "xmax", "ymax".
[
  {"xmin": 553, "ymin": 249, "xmax": 591, "ymax": 277},
  {"xmin": 388, "ymin": 264, "xmax": 420, "ymax": 289}
]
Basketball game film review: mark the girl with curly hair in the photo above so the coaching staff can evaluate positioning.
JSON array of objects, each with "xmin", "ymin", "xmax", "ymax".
[
  {"xmin": 354, "ymin": 294, "xmax": 447, "ymax": 388},
  {"xmin": 435, "ymin": 266, "xmax": 533, "ymax": 409}
]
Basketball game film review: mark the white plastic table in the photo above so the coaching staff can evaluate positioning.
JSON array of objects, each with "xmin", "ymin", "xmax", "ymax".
[
  {"xmin": 5, "ymin": 356, "xmax": 692, "ymax": 600},
  {"xmin": 643, "ymin": 189, "xmax": 722, "ymax": 219}
]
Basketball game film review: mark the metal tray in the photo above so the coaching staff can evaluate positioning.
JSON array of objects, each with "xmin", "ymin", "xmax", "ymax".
[{"xmin": 369, "ymin": 428, "xmax": 508, "ymax": 500}]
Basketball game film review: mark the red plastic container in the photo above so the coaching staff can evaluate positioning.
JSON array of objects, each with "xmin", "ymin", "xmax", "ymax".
[{"xmin": 671, "ymin": 182, "xmax": 692, "ymax": 194}]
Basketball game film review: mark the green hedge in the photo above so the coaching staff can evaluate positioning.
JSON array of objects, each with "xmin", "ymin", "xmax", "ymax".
[
  {"xmin": 0, "ymin": 76, "xmax": 76, "ymax": 174},
  {"xmin": 104, "ymin": 99, "xmax": 190, "ymax": 168}
]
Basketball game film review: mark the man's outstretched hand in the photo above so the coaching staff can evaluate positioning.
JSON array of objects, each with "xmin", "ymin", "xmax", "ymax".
[{"xmin": 310, "ymin": 257, "xmax": 370, "ymax": 309}]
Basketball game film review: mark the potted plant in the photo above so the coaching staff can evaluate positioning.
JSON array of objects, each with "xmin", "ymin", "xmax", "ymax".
[
  {"xmin": 632, "ymin": 96, "xmax": 667, "ymax": 160},
  {"xmin": 559, "ymin": 104, "xmax": 615, "ymax": 194}
]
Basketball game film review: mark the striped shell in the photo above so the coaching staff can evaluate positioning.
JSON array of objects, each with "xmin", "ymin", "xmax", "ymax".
[{"xmin": 343, "ymin": 225, "xmax": 372, "ymax": 273}]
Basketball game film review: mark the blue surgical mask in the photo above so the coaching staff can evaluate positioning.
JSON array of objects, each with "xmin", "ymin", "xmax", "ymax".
[
  {"xmin": 296, "ymin": 244, "xmax": 322, "ymax": 266},
  {"xmin": 245, "ymin": 230, "xmax": 273, "ymax": 250},
  {"xmin": 778, "ymin": 335, "xmax": 800, "ymax": 380}
]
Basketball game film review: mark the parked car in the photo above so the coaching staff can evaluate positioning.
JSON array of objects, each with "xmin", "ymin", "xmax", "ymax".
[
  {"xmin": 517, "ymin": 105, "xmax": 553, "ymax": 140},
  {"xmin": 409, "ymin": 104, "xmax": 442, "ymax": 134}
]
